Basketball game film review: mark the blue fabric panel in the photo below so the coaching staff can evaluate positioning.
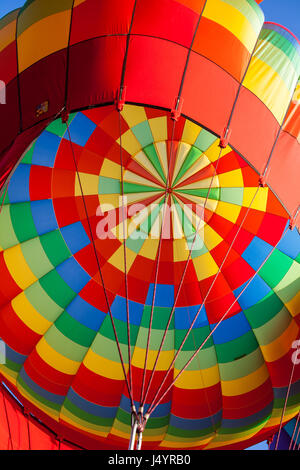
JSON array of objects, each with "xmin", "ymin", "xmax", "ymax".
[
  {"xmin": 8, "ymin": 164, "xmax": 30, "ymax": 203},
  {"xmin": 66, "ymin": 295, "xmax": 106, "ymax": 331},
  {"xmin": 60, "ymin": 221, "xmax": 90, "ymax": 254},
  {"xmin": 31, "ymin": 199, "xmax": 58, "ymax": 235},
  {"xmin": 56, "ymin": 257, "xmax": 90, "ymax": 293},
  {"xmin": 32, "ymin": 131, "xmax": 61, "ymax": 167}
]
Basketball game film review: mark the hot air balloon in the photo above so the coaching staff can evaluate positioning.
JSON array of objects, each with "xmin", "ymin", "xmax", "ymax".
[{"xmin": 0, "ymin": 0, "xmax": 299, "ymax": 451}]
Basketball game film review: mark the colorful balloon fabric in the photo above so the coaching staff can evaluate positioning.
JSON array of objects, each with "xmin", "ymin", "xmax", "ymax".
[
  {"xmin": 0, "ymin": 0, "xmax": 299, "ymax": 451},
  {"xmin": 269, "ymin": 416, "xmax": 300, "ymax": 450}
]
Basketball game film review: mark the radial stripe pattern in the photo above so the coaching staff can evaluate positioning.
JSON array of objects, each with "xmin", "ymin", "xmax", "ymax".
[{"xmin": 0, "ymin": 105, "xmax": 299, "ymax": 450}]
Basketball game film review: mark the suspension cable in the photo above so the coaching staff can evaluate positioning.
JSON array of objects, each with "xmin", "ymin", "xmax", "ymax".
[
  {"xmin": 140, "ymin": 118, "xmax": 176, "ymax": 407},
  {"xmin": 145, "ymin": 185, "xmax": 260, "ymax": 414},
  {"xmin": 289, "ymin": 411, "xmax": 300, "ymax": 450},
  {"xmin": 118, "ymin": 110, "xmax": 133, "ymax": 399},
  {"xmin": 64, "ymin": 118, "xmax": 134, "ymax": 406},
  {"xmin": 147, "ymin": 225, "xmax": 290, "ymax": 416}
]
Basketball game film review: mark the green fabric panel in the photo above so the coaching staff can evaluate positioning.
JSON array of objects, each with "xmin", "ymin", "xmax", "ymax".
[
  {"xmin": 135, "ymin": 325, "xmax": 174, "ymax": 351},
  {"xmin": 25, "ymin": 281, "xmax": 64, "ymax": 322},
  {"xmin": 47, "ymin": 113, "xmax": 76, "ymax": 137},
  {"xmin": 173, "ymin": 146, "xmax": 202, "ymax": 186},
  {"xmin": 166, "ymin": 424, "xmax": 217, "ymax": 438},
  {"xmin": 91, "ymin": 333, "xmax": 126, "ymax": 362},
  {"xmin": 220, "ymin": 187, "xmax": 244, "ymax": 205},
  {"xmin": 215, "ymin": 330, "xmax": 258, "ymax": 363},
  {"xmin": 253, "ymin": 306, "xmax": 291, "ymax": 346},
  {"xmin": 20, "ymin": 237, "xmax": 53, "ymax": 279},
  {"xmin": 174, "ymin": 325, "xmax": 214, "ymax": 351},
  {"xmin": 10, "ymin": 203, "xmax": 38, "ymax": 243},
  {"xmin": 259, "ymin": 29, "xmax": 300, "ymax": 75},
  {"xmin": 63, "ymin": 398, "xmax": 114, "ymax": 427},
  {"xmin": 44, "ymin": 324, "xmax": 88, "ymax": 362},
  {"xmin": 244, "ymin": 291, "xmax": 284, "ymax": 328},
  {"xmin": 193, "ymin": 129, "xmax": 216, "ymax": 152},
  {"xmin": 140, "ymin": 305, "xmax": 174, "ymax": 331},
  {"xmin": 98, "ymin": 176, "xmax": 120, "ymax": 195},
  {"xmin": 21, "ymin": 143, "xmax": 35, "ymax": 164},
  {"xmin": 96, "ymin": 315, "xmax": 139, "ymax": 347},
  {"xmin": 218, "ymin": 415, "xmax": 269, "ymax": 434},
  {"xmin": 39, "ymin": 269, "xmax": 76, "ymax": 308},
  {"xmin": 55, "ymin": 311, "xmax": 97, "ymax": 348},
  {"xmin": 123, "ymin": 182, "xmax": 162, "ymax": 194},
  {"xmin": 0, "ymin": 206, "xmax": 19, "ymax": 249},
  {"xmin": 218, "ymin": 348, "xmax": 263, "ymax": 381},
  {"xmin": 143, "ymin": 145, "xmax": 166, "ymax": 183},
  {"xmin": 259, "ymin": 249, "xmax": 293, "ymax": 288},
  {"xmin": 131, "ymin": 121, "xmax": 154, "ymax": 148},
  {"xmin": 174, "ymin": 345, "xmax": 217, "ymax": 370},
  {"xmin": 176, "ymin": 187, "xmax": 220, "ymax": 200},
  {"xmin": 40, "ymin": 230, "xmax": 71, "ymax": 267},
  {"xmin": 125, "ymin": 232, "xmax": 147, "ymax": 253},
  {"xmin": 273, "ymin": 261, "xmax": 300, "ymax": 303}
]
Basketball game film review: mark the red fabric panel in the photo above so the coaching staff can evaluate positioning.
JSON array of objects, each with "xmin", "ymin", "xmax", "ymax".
[
  {"xmin": 181, "ymin": 52, "xmax": 239, "ymax": 137},
  {"xmin": 0, "ymin": 41, "xmax": 17, "ymax": 84},
  {"xmin": 266, "ymin": 131, "xmax": 300, "ymax": 223},
  {"xmin": 67, "ymin": 36, "xmax": 126, "ymax": 110},
  {"xmin": 125, "ymin": 36, "xmax": 188, "ymax": 109},
  {"xmin": 229, "ymin": 86, "xmax": 280, "ymax": 175},
  {"xmin": 193, "ymin": 17, "xmax": 250, "ymax": 82},
  {"xmin": 0, "ymin": 79, "xmax": 20, "ymax": 156},
  {"xmin": 70, "ymin": 0, "xmax": 135, "ymax": 44},
  {"xmin": 132, "ymin": 0, "xmax": 199, "ymax": 48},
  {"xmin": 19, "ymin": 50, "xmax": 67, "ymax": 130}
]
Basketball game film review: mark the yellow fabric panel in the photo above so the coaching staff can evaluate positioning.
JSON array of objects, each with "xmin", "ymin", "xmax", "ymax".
[
  {"xmin": 100, "ymin": 158, "xmax": 121, "ymax": 180},
  {"xmin": 259, "ymin": 320, "xmax": 299, "ymax": 362},
  {"xmin": 74, "ymin": 172, "xmax": 98, "ymax": 196},
  {"xmin": 172, "ymin": 143, "xmax": 191, "ymax": 184},
  {"xmin": 138, "ymin": 237, "xmax": 159, "ymax": 260},
  {"xmin": 222, "ymin": 363, "xmax": 269, "ymax": 396},
  {"xmin": 181, "ymin": 120, "xmax": 201, "ymax": 146},
  {"xmin": 36, "ymin": 337, "xmax": 80, "ymax": 375},
  {"xmin": 203, "ymin": 224, "xmax": 223, "ymax": 251},
  {"xmin": 285, "ymin": 290, "xmax": 300, "ymax": 318},
  {"xmin": 242, "ymin": 187, "xmax": 268, "ymax": 211},
  {"xmin": 4, "ymin": 244, "xmax": 37, "ymax": 290},
  {"xmin": 218, "ymin": 169, "xmax": 244, "ymax": 188},
  {"xmin": 148, "ymin": 116, "xmax": 168, "ymax": 142},
  {"xmin": 244, "ymin": 56, "xmax": 291, "ymax": 124},
  {"xmin": 155, "ymin": 142, "xmax": 168, "ymax": 178},
  {"xmin": 17, "ymin": 10, "xmax": 71, "ymax": 73},
  {"xmin": 121, "ymin": 104, "xmax": 147, "ymax": 127},
  {"xmin": 214, "ymin": 200, "xmax": 241, "ymax": 223},
  {"xmin": 117, "ymin": 129, "xmax": 141, "ymax": 155},
  {"xmin": 204, "ymin": 140, "xmax": 232, "ymax": 162},
  {"xmin": 11, "ymin": 291, "xmax": 51, "ymax": 335},
  {"xmin": 173, "ymin": 363, "xmax": 220, "ymax": 389},
  {"xmin": 83, "ymin": 348, "xmax": 128, "ymax": 380},
  {"xmin": 131, "ymin": 347, "xmax": 174, "ymax": 371},
  {"xmin": 107, "ymin": 245, "xmax": 136, "ymax": 272},
  {"xmin": 192, "ymin": 251, "xmax": 219, "ymax": 281},
  {"xmin": 0, "ymin": 20, "xmax": 16, "ymax": 54},
  {"xmin": 173, "ymin": 238, "xmax": 190, "ymax": 262},
  {"xmin": 203, "ymin": 0, "xmax": 257, "ymax": 53}
]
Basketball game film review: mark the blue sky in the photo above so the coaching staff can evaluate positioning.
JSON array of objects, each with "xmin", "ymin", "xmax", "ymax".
[{"xmin": 0, "ymin": 0, "xmax": 297, "ymax": 453}]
